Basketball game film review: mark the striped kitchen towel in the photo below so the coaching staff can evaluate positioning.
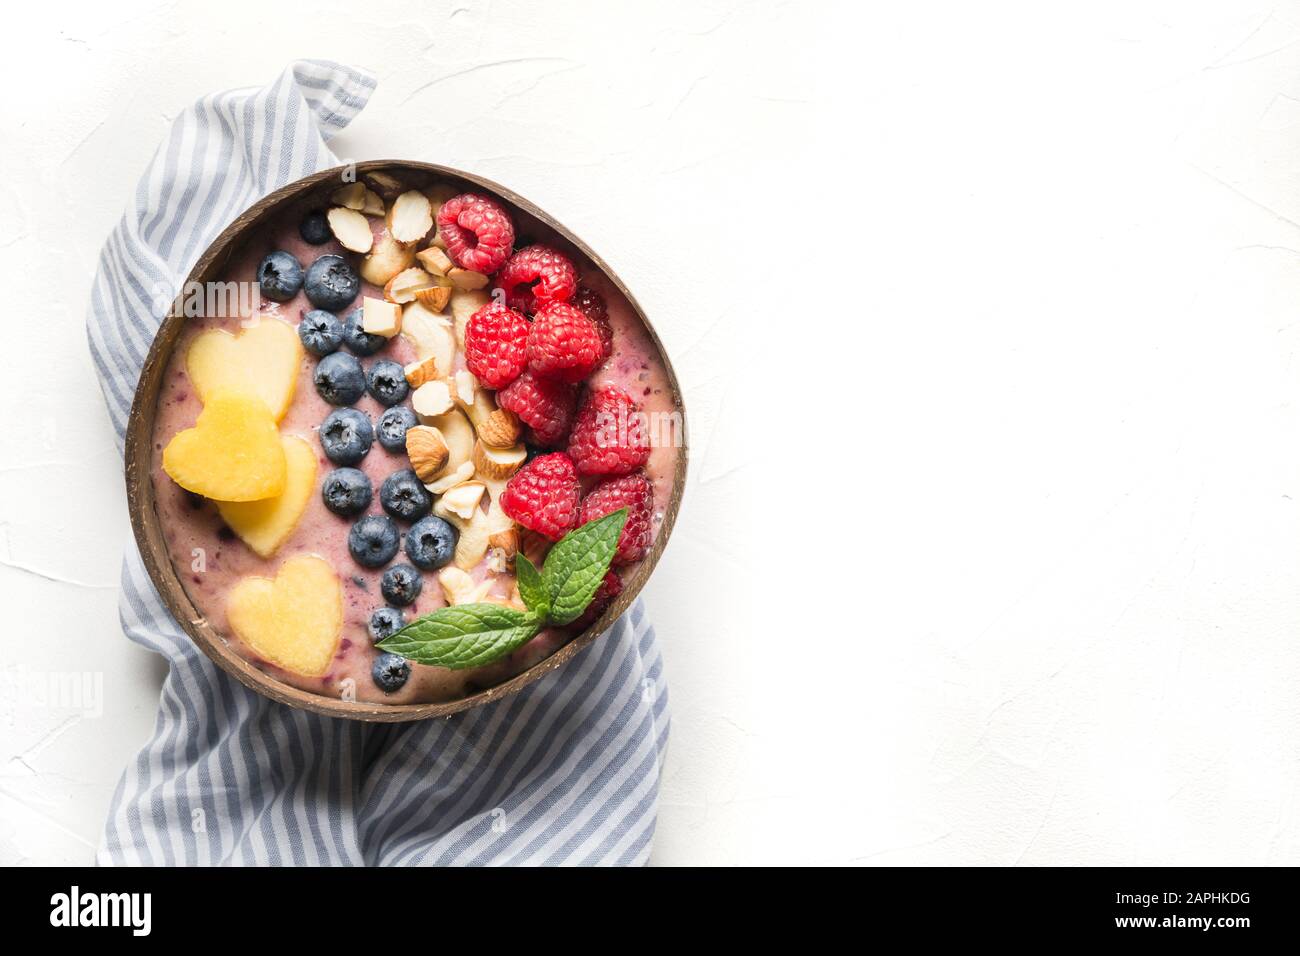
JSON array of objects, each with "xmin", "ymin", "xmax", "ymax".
[{"xmin": 88, "ymin": 60, "xmax": 670, "ymax": 866}]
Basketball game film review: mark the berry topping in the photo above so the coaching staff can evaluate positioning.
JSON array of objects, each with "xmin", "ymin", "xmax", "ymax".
[
  {"xmin": 257, "ymin": 250, "xmax": 303, "ymax": 303},
  {"xmin": 320, "ymin": 467, "xmax": 372, "ymax": 516},
  {"xmin": 314, "ymin": 351, "xmax": 367, "ymax": 406},
  {"xmin": 376, "ymin": 405, "xmax": 418, "ymax": 452},
  {"xmin": 380, "ymin": 563, "xmax": 423, "ymax": 607},
  {"xmin": 341, "ymin": 306, "xmax": 386, "ymax": 356},
  {"xmin": 497, "ymin": 371, "xmax": 578, "ymax": 447},
  {"xmin": 572, "ymin": 285, "xmax": 613, "ymax": 361},
  {"xmin": 299, "ymin": 209, "xmax": 332, "ymax": 245},
  {"xmin": 499, "ymin": 452, "xmax": 581, "ymax": 541},
  {"xmin": 464, "ymin": 302, "xmax": 530, "ymax": 389},
  {"xmin": 348, "ymin": 515, "xmax": 400, "ymax": 568},
  {"xmin": 495, "ymin": 244, "xmax": 578, "ymax": 313},
  {"xmin": 526, "ymin": 302, "xmax": 603, "ymax": 384},
  {"xmin": 379, "ymin": 468, "xmax": 433, "ymax": 523},
  {"xmin": 404, "ymin": 515, "xmax": 458, "ymax": 570},
  {"xmin": 303, "ymin": 254, "xmax": 360, "ymax": 312},
  {"xmin": 435, "ymin": 192, "xmax": 515, "ymax": 274},
  {"xmin": 298, "ymin": 309, "xmax": 343, "ymax": 356},
  {"xmin": 579, "ymin": 474, "xmax": 653, "ymax": 564},
  {"xmin": 368, "ymin": 606, "xmax": 405, "ymax": 642},
  {"xmin": 319, "ymin": 407, "xmax": 373, "ymax": 465},
  {"xmin": 566, "ymin": 385, "xmax": 651, "ymax": 476},
  {"xmin": 372, "ymin": 652, "xmax": 411, "ymax": 693},
  {"xmin": 366, "ymin": 358, "xmax": 410, "ymax": 407}
]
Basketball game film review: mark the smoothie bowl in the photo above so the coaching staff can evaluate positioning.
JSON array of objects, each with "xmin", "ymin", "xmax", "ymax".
[{"xmin": 125, "ymin": 161, "xmax": 686, "ymax": 721}]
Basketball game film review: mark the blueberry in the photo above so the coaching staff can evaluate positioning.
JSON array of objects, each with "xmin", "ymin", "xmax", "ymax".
[
  {"xmin": 320, "ymin": 467, "xmax": 372, "ymax": 516},
  {"xmin": 304, "ymin": 254, "xmax": 360, "ymax": 312},
  {"xmin": 372, "ymin": 652, "xmax": 411, "ymax": 693},
  {"xmin": 314, "ymin": 351, "xmax": 366, "ymax": 405},
  {"xmin": 376, "ymin": 405, "xmax": 418, "ymax": 452},
  {"xmin": 348, "ymin": 515, "xmax": 400, "ymax": 568},
  {"xmin": 258, "ymin": 250, "xmax": 303, "ymax": 302},
  {"xmin": 299, "ymin": 209, "xmax": 331, "ymax": 245},
  {"xmin": 319, "ymin": 408, "xmax": 374, "ymax": 465},
  {"xmin": 380, "ymin": 563, "xmax": 423, "ymax": 607},
  {"xmin": 368, "ymin": 606, "xmax": 405, "ymax": 642},
  {"xmin": 342, "ymin": 307, "xmax": 386, "ymax": 356},
  {"xmin": 367, "ymin": 359, "xmax": 410, "ymax": 407},
  {"xmin": 298, "ymin": 309, "xmax": 343, "ymax": 356},
  {"xmin": 404, "ymin": 515, "xmax": 457, "ymax": 570},
  {"xmin": 380, "ymin": 469, "xmax": 432, "ymax": 522}
]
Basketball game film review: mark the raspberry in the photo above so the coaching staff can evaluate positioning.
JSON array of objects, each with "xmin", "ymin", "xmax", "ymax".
[
  {"xmin": 464, "ymin": 302, "xmax": 529, "ymax": 389},
  {"xmin": 572, "ymin": 286, "xmax": 613, "ymax": 361},
  {"xmin": 494, "ymin": 244, "xmax": 577, "ymax": 313},
  {"xmin": 497, "ymin": 371, "xmax": 577, "ymax": 446},
  {"xmin": 580, "ymin": 474, "xmax": 653, "ymax": 565},
  {"xmin": 566, "ymin": 385, "xmax": 651, "ymax": 476},
  {"xmin": 526, "ymin": 302, "xmax": 603, "ymax": 384},
  {"xmin": 435, "ymin": 193, "xmax": 515, "ymax": 275},
  {"xmin": 571, "ymin": 569, "xmax": 623, "ymax": 631},
  {"xmin": 499, "ymin": 452, "xmax": 581, "ymax": 541}
]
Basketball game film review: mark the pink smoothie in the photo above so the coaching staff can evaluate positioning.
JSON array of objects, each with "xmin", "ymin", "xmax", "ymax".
[{"xmin": 150, "ymin": 181, "xmax": 679, "ymax": 705}]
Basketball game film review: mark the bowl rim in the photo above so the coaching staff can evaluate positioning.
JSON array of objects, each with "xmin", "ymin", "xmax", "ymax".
[{"xmin": 124, "ymin": 160, "xmax": 688, "ymax": 722}]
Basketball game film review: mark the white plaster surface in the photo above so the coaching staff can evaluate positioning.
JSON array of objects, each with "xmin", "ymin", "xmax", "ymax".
[{"xmin": 4, "ymin": 1, "xmax": 1300, "ymax": 865}]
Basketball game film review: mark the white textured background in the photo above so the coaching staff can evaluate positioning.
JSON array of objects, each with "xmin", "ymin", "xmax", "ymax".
[{"xmin": 4, "ymin": 1, "xmax": 1300, "ymax": 865}]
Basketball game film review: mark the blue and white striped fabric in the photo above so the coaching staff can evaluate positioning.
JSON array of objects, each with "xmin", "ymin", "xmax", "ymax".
[{"xmin": 88, "ymin": 60, "xmax": 670, "ymax": 866}]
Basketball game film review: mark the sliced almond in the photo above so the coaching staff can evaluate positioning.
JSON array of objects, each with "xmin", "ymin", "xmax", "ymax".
[
  {"xmin": 472, "ymin": 441, "xmax": 527, "ymax": 480},
  {"xmin": 415, "ymin": 245, "xmax": 454, "ymax": 276},
  {"xmin": 384, "ymin": 267, "xmax": 442, "ymax": 305},
  {"xmin": 361, "ymin": 297, "xmax": 402, "ymax": 338},
  {"xmin": 405, "ymin": 426, "xmax": 449, "ymax": 482},
  {"xmin": 432, "ymin": 500, "xmax": 493, "ymax": 571},
  {"xmin": 447, "ymin": 268, "xmax": 489, "ymax": 291},
  {"xmin": 331, "ymin": 182, "xmax": 367, "ymax": 210},
  {"xmin": 426, "ymin": 408, "xmax": 475, "ymax": 468},
  {"xmin": 327, "ymin": 207, "xmax": 373, "ymax": 253},
  {"xmin": 359, "ymin": 229, "xmax": 414, "ymax": 285},
  {"xmin": 400, "ymin": 302, "xmax": 456, "ymax": 372},
  {"xmin": 404, "ymin": 356, "xmax": 440, "ymax": 389},
  {"xmin": 388, "ymin": 190, "xmax": 434, "ymax": 244},
  {"xmin": 424, "ymin": 182, "xmax": 459, "ymax": 217},
  {"xmin": 437, "ymin": 567, "xmax": 491, "ymax": 606},
  {"xmin": 453, "ymin": 370, "xmax": 478, "ymax": 406},
  {"xmin": 426, "ymin": 460, "xmax": 474, "ymax": 495},
  {"xmin": 412, "ymin": 380, "xmax": 455, "ymax": 419},
  {"xmin": 440, "ymin": 480, "xmax": 487, "ymax": 521},
  {"xmin": 361, "ymin": 188, "xmax": 386, "ymax": 217},
  {"xmin": 450, "ymin": 289, "xmax": 491, "ymax": 349},
  {"xmin": 414, "ymin": 285, "xmax": 451, "ymax": 311}
]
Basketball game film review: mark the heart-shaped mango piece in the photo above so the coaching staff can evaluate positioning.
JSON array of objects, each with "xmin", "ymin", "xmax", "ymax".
[
  {"xmin": 186, "ymin": 317, "xmax": 302, "ymax": 421},
  {"xmin": 216, "ymin": 435, "xmax": 317, "ymax": 557},
  {"xmin": 227, "ymin": 554, "xmax": 343, "ymax": 677},
  {"xmin": 162, "ymin": 394, "xmax": 286, "ymax": 501}
]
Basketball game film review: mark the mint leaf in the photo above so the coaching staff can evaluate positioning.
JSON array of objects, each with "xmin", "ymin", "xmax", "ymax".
[
  {"xmin": 542, "ymin": 509, "xmax": 627, "ymax": 625},
  {"xmin": 377, "ymin": 604, "xmax": 543, "ymax": 670},
  {"xmin": 515, "ymin": 553, "xmax": 548, "ymax": 616}
]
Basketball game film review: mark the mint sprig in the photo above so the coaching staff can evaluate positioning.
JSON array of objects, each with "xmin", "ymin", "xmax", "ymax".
[{"xmin": 377, "ymin": 509, "xmax": 628, "ymax": 670}]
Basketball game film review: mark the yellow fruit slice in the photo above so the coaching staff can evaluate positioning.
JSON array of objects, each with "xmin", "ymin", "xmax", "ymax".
[
  {"xmin": 216, "ymin": 435, "xmax": 317, "ymax": 557},
  {"xmin": 186, "ymin": 317, "xmax": 302, "ymax": 421},
  {"xmin": 227, "ymin": 554, "xmax": 343, "ymax": 677},
  {"xmin": 162, "ymin": 394, "xmax": 286, "ymax": 502}
]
